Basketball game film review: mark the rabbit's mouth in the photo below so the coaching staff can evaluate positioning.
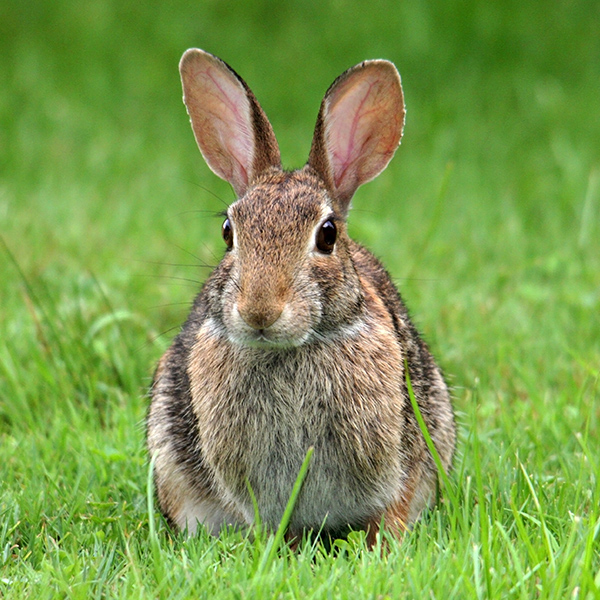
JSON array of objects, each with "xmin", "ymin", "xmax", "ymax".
[
  {"xmin": 232, "ymin": 327, "xmax": 310, "ymax": 350},
  {"xmin": 224, "ymin": 299, "xmax": 316, "ymax": 349}
]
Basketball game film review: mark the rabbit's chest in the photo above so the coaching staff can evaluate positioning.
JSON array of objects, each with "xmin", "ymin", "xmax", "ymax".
[{"xmin": 188, "ymin": 324, "xmax": 406, "ymax": 529}]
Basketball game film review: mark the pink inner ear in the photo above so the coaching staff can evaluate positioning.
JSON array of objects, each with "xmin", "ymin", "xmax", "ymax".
[
  {"xmin": 181, "ymin": 54, "xmax": 256, "ymax": 196},
  {"xmin": 324, "ymin": 65, "xmax": 404, "ymax": 200}
]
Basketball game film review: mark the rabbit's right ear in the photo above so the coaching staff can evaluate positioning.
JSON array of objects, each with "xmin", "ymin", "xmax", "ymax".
[{"xmin": 179, "ymin": 49, "xmax": 281, "ymax": 197}]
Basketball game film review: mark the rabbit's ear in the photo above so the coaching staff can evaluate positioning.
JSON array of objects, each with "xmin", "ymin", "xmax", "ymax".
[
  {"xmin": 180, "ymin": 49, "xmax": 281, "ymax": 197},
  {"xmin": 308, "ymin": 60, "xmax": 405, "ymax": 215}
]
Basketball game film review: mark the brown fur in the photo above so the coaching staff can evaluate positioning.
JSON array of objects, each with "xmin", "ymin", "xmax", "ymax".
[{"xmin": 147, "ymin": 49, "xmax": 456, "ymax": 545}]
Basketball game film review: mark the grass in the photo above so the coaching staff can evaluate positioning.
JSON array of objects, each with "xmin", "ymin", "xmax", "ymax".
[{"xmin": 1, "ymin": 0, "xmax": 599, "ymax": 597}]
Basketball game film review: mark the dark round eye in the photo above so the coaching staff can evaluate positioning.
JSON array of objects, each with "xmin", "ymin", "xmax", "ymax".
[
  {"xmin": 222, "ymin": 218, "xmax": 233, "ymax": 248},
  {"xmin": 315, "ymin": 219, "xmax": 337, "ymax": 254}
]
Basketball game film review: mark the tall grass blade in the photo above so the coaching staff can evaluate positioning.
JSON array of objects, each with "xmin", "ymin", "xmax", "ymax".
[
  {"xmin": 255, "ymin": 446, "xmax": 314, "ymax": 577},
  {"xmin": 518, "ymin": 460, "xmax": 557, "ymax": 572},
  {"xmin": 405, "ymin": 363, "xmax": 458, "ymax": 512}
]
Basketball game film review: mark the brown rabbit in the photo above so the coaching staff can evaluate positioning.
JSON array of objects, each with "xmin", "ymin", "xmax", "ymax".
[{"xmin": 147, "ymin": 48, "xmax": 456, "ymax": 547}]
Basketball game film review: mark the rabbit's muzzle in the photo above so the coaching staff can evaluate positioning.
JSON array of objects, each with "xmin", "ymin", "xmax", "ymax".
[{"xmin": 236, "ymin": 293, "xmax": 284, "ymax": 331}]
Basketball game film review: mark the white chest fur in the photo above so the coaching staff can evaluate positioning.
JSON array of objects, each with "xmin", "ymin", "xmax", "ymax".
[{"xmin": 188, "ymin": 319, "xmax": 407, "ymax": 532}]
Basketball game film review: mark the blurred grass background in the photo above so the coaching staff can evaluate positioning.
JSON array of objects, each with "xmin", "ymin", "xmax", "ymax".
[{"xmin": 1, "ymin": 0, "xmax": 599, "ymax": 597}]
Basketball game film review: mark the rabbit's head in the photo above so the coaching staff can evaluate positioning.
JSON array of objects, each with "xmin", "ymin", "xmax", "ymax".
[{"xmin": 179, "ymin": 49, "xmax": 405, "ymax": 349}]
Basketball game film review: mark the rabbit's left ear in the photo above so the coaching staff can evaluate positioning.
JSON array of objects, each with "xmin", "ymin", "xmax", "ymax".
[
  {"xmin": 180, "ymin": 49, "xmax": 281, "ymax": 197},
  {"xmin": 308, "ymin": 60, "xmax": 405, "ymax": 215}
]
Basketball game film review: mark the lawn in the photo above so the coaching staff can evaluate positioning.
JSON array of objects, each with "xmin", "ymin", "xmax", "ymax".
[{"xmin": 1, "ymin": 0, "xmax": 599, "ymax": 598}]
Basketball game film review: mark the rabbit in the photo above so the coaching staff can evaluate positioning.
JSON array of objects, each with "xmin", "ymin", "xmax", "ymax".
[{"xmin": 147, "ymin": 48, "xmax": 456, "ymax": 548}]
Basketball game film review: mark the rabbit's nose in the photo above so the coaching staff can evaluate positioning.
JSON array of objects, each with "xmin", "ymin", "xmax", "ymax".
[{"xmin": 237, "ymin": 300, "xmax": 283, "ymax": 330}]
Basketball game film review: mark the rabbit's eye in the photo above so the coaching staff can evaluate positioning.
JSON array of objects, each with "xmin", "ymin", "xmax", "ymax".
[
  {"xmin": 222, "ymin": 218, "xmax": 233, "ymax": 248},
  {"xmin": 316, "ymin": 220, "xmax": 337, "ymax": 254}
]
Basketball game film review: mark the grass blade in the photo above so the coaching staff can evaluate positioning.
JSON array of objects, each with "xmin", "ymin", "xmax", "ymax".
[
  {"xmin": 405, "ymin": 363, "xmax": 458, "ymax": 512},
  {"xmin": 255, "ymin": 446, "xmax": 314, "ymax": 576}
]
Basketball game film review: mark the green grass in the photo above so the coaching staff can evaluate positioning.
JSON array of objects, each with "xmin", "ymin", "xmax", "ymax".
[{"xmin": 1, "ymin": 0, "xmax": 599, "ymax": 597}]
